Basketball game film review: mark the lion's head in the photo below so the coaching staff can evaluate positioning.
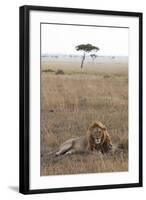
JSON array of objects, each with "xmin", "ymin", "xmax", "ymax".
[{"xmin": 87, "ymin": 120, "xmax": 112, "ymax": 153}]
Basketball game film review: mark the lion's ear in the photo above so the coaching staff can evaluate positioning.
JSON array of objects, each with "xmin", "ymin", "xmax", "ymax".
[{"xmin": 88, "ymin": 126, "xmax": 94, "ymax": 132}]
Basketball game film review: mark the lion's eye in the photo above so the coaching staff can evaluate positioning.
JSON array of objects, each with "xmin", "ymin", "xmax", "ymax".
[{"xmin": 94, "ymin": 129, "xmax": 98, "ymax": 133}]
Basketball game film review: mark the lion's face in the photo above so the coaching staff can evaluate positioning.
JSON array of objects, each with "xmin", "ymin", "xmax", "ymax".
[{"xmin": 91, "ymin": 127, "xmax": 103, "ymax": 145}]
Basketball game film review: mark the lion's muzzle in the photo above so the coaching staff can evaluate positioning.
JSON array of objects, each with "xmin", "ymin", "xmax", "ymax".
[{"xmin": 95, "ymin": 138, "xmax": 101, "ymax": 144}]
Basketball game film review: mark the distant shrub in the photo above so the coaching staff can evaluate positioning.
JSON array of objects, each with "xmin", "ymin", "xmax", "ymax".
[
  {"xmin": 103, "ymin": 75, "xmax": 110, "ymax": 78},
  {"xmin": 56, "ymin": 69, "xmax": 64, "ymax": 75},
  {"xmin": 42, "ymin": 68, "xmax": 55, "ymax": 73}
]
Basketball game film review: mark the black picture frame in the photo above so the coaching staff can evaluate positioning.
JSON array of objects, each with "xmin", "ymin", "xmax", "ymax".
[{"xmin": 19, "ymin": 5, "xmax": 143, "ymax": 194}]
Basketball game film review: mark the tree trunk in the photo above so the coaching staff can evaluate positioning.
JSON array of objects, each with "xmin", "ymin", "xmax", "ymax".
[{"xmin": 80, "ymin": 52, "xmax": 86, "ymax": 69}]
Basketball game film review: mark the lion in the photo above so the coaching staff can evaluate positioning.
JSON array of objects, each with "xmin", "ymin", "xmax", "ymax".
[{"xmin": 55, "ymin": 120, "xmax": 112, "ymax": 156}]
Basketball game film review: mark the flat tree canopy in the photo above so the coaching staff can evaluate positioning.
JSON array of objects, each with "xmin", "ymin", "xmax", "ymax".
[{"xmin": 75, "ymin": 44, "xmax": 99, "ymax": 53}]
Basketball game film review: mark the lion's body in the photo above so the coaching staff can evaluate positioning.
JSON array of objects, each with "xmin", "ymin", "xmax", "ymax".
[
  {"xmin": 55, "ymin": 120, "xmax": 112, "ymax": 156},
  {"xmin": 55, "ymin": 136, "xmax": 89, "ymax": 156}
]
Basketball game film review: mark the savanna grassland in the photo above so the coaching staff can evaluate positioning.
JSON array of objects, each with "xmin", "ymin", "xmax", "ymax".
[{"xmin": 40, "ymin": 58, "xmax": 128, "ymax": 176}]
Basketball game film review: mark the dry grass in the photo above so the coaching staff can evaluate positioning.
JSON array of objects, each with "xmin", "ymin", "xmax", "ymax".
[{"xmin": 41, "ymin": 59, "xmax": 128, "ymax": 176}]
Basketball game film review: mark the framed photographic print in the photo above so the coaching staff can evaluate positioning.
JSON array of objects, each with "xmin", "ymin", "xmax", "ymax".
[{"xmin": 19, "ymin": 5, "xmax": 143, "ymax": 194}]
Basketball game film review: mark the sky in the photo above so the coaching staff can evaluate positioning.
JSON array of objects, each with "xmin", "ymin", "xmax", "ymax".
[{"xmin": 41, "ymin": 23, "xmax": 128, "ymax": 56}]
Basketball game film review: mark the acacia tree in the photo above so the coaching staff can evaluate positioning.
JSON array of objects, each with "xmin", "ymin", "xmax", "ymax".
[{"xmin": 75, "ymin": 44, "xmax": 99, "ymax": 68}]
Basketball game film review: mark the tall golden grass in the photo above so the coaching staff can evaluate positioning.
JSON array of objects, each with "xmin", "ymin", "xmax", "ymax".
[{"xmin": 41, "ymin": 60, "xmax": 128, "ymax": 176}]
